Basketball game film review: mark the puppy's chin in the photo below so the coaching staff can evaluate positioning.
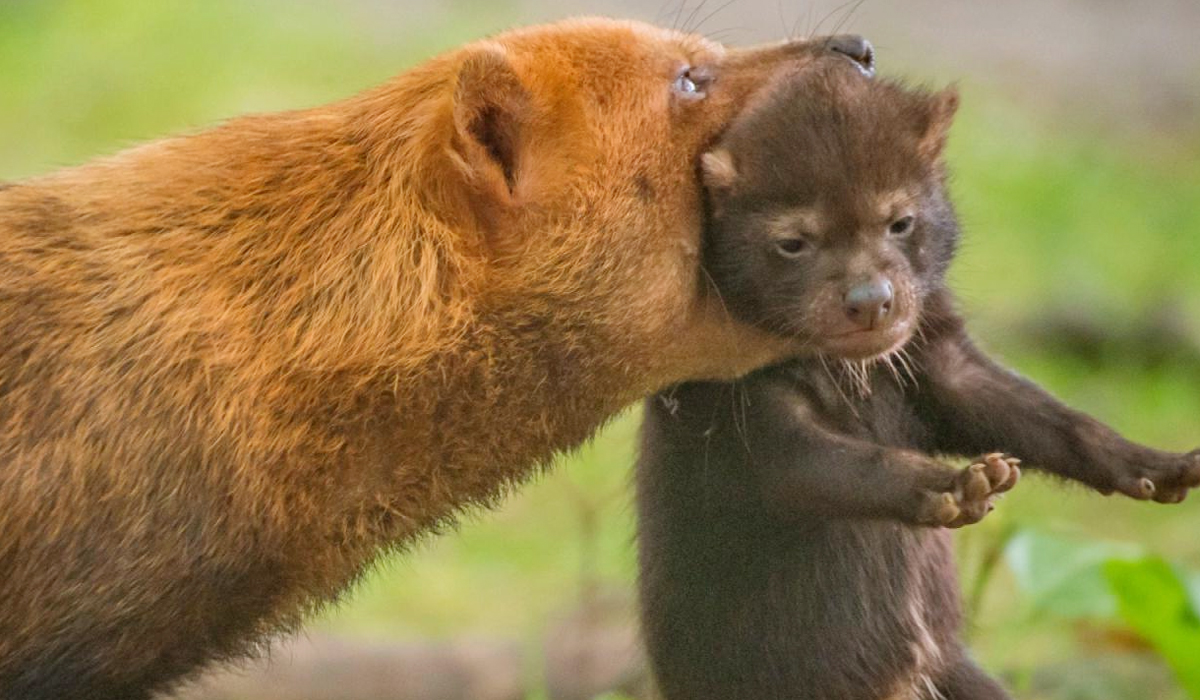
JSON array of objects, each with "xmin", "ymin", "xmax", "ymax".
[
  {"xmin": 759, "ymin": 304, "xmax": 919, "ymax": 361},
  {"xmin": 817, "ymin": 320, "xmax": 916, "ymax": 361}
]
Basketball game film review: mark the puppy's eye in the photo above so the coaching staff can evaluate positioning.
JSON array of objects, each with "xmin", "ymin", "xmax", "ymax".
[
  {"xmin": 672, "ymin": 66, "xmax": 711, "ymax": 100},
  {"xmin": 888, "ymin": 215, "xmax": 915, "ymax": 237},
  {"xmin": 775, "ymin": 238, "xmax": 810, "ymax": 257}
]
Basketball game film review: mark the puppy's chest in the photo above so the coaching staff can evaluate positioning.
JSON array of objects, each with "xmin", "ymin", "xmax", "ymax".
[{"xmin": 786, "ymin": 362, "xmax": 932, "ymax": 449}]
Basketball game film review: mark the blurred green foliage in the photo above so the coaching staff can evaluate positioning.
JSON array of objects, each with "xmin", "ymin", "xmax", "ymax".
[
  {"xmin": 0, "ymin": 0, "xmax": 513, "ymax": 178},
  {"xmin": 1006, "ymin": 529, "xmax": 1141, "ymax": 621},
  {"xmin": 1001, "ymin": 530, "xmax": 1200, "ymax": 698},
  {"xmin": 3, "ymin": 1, "xmax": 1199, "ymax": 698},
  {"xmin": 1106, "ymin": 557, "xmax": 1200, "ymax": 696}
]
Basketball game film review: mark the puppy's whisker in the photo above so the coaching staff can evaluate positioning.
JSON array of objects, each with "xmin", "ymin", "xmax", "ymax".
[
  {"xmin": 882, "ymin": 350, "xmax": 904, "ymax": 387},
  {"xmin": 895, "ymin": 346, "xmax": 920, "ymax": 388}
]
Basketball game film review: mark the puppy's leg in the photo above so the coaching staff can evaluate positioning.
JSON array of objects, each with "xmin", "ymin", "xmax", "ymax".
[
  {"xmin": 922, "ymin": 333, "xmax": 1200, "ymax": 503},
  {"xmin": 741, "ymin": 379, "xmax": 1019, "ymax": 527}
]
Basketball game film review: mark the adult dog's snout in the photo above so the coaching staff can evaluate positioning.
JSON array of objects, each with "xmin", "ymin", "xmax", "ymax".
[{"xmin": 825, "ymin": 35, "xmax": 876, "ymax": 77}]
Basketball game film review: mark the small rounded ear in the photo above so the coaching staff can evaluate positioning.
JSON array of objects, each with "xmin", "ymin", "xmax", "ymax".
[
  {"xmin": 452, "ymin": 46, "xmax": 531, "ymax": 204},
  {"xmin": 917, "ymin": 87, "xmax": 960, "ymax": 160},
  {"xmin": 701, "ymin": 149, "xmax": 738, "ymax": 193}
]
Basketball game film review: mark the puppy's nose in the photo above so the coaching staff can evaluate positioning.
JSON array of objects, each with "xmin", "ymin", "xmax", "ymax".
[
  {"xmin": 825, "ymin": 35, "xmax": 876, "ymax": 77},
  {"xmin": 843, "ymin": 277, "xmax": 894, "ymax": 330}
]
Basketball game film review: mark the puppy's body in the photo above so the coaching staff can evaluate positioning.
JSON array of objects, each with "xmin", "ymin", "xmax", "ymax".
[
  {"xmin": 0, "ymin": 20, "xmax": 872, "ymax": 699},
  {"xmin": 638, "ymin": 64, "xmax": 1199, "ymax": 700},
  {"xmin": 640, "ymin": 308, "xmax": 1010, "ymax": 700}
]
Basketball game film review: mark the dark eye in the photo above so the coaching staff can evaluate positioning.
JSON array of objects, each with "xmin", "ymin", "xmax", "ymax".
[
  {"xmin": 672, "ymin": 66, "xmax": 711, "ymax": 100},
  {"xmin": 775, "ymin": 238, "xmax": 810, "ymax": 257},
  {"xmin": 888, "ymin": 215, "xmax": 915, "ymax": 237}
]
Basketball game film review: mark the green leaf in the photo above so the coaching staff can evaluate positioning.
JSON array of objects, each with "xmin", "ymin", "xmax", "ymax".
[
  {"xmin": 1187, "ymin": 572, "xmax": 1200, "ymax": 615},
  {"xmin": 1104, "ymin": 557, "xmax": 1200, "ymax": 698},
  {"xmin": 1005, "ymin": 529, "xmax": 1142, "ymax": 619}
]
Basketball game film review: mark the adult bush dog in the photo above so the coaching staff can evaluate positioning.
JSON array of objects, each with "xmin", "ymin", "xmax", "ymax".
[{"xmin": 0, "ymin": 17, "xmax": 876, "ymax": 700}]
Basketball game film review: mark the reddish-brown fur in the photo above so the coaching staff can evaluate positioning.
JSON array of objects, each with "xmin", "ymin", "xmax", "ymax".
[{"xmin": 0, "ymin": 18, "xmax": 859, "ymax": 699}]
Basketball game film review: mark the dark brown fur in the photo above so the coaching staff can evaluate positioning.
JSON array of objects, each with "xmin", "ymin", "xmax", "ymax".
[
  {"xmin": 637, "ymin": 64, "xmax": 1200, "ymax": 700},
  {"xmin": 0, "ymin": 20, "xmax": 875, "ymax": 699}
]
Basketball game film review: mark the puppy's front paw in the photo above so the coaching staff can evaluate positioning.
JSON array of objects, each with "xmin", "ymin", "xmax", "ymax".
[
  {"xmin": 916, "ymin": 453, "xmax": 1021, "ymax": 528},
  {"xmin": 1112, "ymin": 449, "xmax": 1200, "ymax": 504}
]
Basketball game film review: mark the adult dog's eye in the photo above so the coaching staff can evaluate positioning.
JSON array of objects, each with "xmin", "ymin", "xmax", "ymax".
[
  {"xmin": 888, "ymin": 215, "xmax": 915, "ymax": 237},
  {"xmin": 672, "ymin": 66, "xmax": 711, "ymax": 100}
]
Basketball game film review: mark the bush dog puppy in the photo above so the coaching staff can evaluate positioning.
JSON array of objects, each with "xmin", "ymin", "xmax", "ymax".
[
  {"xmin": 637, "ymin": 61, "xmax": 1200, "ymax": 700},
  {"xmin": 0, "ymin": 18, "xmax": 878, "ymax": 699}
]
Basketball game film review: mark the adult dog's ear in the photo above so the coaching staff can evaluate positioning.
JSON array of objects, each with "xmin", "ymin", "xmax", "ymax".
[{"xmin": 451, "ymin": 46, "xmax": 532, "ymax": 205}]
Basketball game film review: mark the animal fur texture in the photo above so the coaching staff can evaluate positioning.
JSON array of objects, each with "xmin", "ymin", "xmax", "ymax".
[
  {"xmin": 0, "ymin": 18, "xmax": 875, "ymax": 699},
  {"xmin": 637, "ymin": 61, "xmax": 1200, "ymax": 700}
]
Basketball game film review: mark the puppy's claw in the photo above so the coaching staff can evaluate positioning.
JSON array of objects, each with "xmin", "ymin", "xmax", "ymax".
[
  {"xmin": 963, "ymin": 464, "xmax": 991, "ymax": 500},
  {"xmin": 1117, "ymin": 476, "xmax": 1156, "ymax": 500},
  {"xmin": 999, "ymin": 465, "xmax": 1021, "ymax": 493}
]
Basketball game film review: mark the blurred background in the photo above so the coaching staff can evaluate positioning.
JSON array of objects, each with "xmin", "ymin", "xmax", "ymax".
[{"xmin": 2, "ymin": 1, "xmax": 1198, "ymax": 698}]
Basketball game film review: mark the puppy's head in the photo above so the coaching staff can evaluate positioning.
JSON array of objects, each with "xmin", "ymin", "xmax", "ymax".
[{"xmin": 701, "ymin": 62, "xmax": 960, "ymax": 361}]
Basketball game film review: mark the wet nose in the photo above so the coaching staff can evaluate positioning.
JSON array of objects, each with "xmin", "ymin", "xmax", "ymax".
[
  {"xmin": 825, "ymin": 35, "xmax": 876, "ymax": 77},
  {"xmin": 843, "ymin": 277, "xmax": 894, "ymax": 330}
]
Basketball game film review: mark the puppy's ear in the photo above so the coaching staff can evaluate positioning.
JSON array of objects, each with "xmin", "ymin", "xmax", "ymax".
[
  {"xmin": 916, "ymin": 87, "xmax": 959, "ymax": 161},
  {"xmin": 701, "ymin": 149, "xmax": 738, "ymax": 193},
  {"xmin": 452, "ymin": 46, "xmax": 531, "ymax": 205}
]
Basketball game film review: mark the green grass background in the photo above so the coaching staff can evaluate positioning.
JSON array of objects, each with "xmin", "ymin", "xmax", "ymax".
[{"xmin": 3, "ymin": 1, "xmax": 1198, "ymax": 698}]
